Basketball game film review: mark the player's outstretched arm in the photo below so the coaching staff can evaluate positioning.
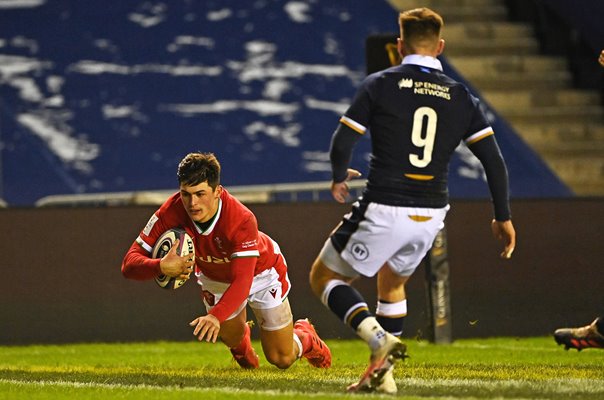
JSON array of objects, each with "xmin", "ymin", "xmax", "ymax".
[
  {"xmin": 491, "ymin": 219, "xmax": 515, "ymax": 259},
  {"xmin": 468, "ymin": 135, "xmax": 515, "ymax": 259},
  {"xmin": 190, "ymin": 314, "xmax": 220, "ymax": 343}
]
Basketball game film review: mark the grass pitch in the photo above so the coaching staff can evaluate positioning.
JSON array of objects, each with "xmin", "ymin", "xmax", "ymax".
[{"xmin": 1, "ymin": 337, "xmax": 603, "ymax": 399}]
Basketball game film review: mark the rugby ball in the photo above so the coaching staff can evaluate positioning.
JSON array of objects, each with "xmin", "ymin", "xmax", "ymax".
[{"xmin": 151, "ymin": 228, "xmax": 195, "ymax": 290}]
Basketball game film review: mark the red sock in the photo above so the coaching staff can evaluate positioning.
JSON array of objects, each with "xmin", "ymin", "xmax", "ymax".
[{"xmin": 231, "ymin": 329, "xmax": 250, "ymax": 353}]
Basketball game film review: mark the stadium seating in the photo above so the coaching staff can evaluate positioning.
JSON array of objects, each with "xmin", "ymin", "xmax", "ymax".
[
  {"xmin": 390, "ymin": 0, "xmax": 604, "ymax": 195},
  {"xmin": 0, "ymin": 0, "xmax": 589, "ymax": 206}
]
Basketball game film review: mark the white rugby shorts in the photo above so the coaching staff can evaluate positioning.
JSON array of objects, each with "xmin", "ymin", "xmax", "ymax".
[
  {"xmin": 196, "ymin": 254, "xmax": 293, "ymax": 331},
  {"xmin": 320, "ymin": 201, "xmax": 449, "ymax": 278}
]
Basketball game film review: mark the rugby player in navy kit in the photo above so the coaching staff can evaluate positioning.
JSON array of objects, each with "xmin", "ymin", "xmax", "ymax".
[{"xmin": 308, "ymin": 8, "xmax": 516, "ymax": 393}]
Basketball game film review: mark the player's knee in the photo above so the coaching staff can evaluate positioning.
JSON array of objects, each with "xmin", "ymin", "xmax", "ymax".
[{"xmin": 265, "ymin": 350, "xmax": 296, "ymax": 369}]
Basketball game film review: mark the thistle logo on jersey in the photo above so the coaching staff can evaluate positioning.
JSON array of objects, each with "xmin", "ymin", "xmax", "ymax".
[{"xmin": 398, "ymin": 78, "xmax": 413, "ymax": 89}]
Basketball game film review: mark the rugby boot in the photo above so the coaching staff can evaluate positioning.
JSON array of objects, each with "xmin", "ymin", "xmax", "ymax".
[
  {"xmin": 294, "ymin": 318, "xmax": 332, "ymax": 368},
  {"xmin": 554, "ymin": 318, "xmax": 604, "ymax": 350},
  {"xmin": 230, "ymin": 322, "xmax": 260, "ymax": 369},
  {"xmin": 376, "ymin": 365, "xmax": 398, "ymax": 394},
  {"xmin": 347, "ymin": 332, "xmax": 407, "ymax": 393}
]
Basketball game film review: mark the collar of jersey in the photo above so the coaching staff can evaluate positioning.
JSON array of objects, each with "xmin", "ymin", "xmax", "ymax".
[
  {"xmin": 193, "ymin": 198, "xmax": 222, "ymax": 236},
  {"xmin": 401, "ymin": 54, "xmax": 443, "ymax": 71}
]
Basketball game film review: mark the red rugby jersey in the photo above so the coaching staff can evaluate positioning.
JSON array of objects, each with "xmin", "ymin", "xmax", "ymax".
[{"xmin": 122, "ymin": 188, "xmax": 287, "ymax": 321}]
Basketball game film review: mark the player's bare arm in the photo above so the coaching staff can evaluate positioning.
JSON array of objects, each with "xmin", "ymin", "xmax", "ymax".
[
  {"xmin": 160, "ymin": 238, "xmax": 195, "ymax": 279},
  {"xmin": 331, "ymin": 168, "xmax": 361, "ymax": 203},
  {"xmin": 189, "ymin": 314, "xmax": 220, "ymax": 343},
  {"xmin": 491, "ymin": 219, "xmax": 516, "ymax": 259}
]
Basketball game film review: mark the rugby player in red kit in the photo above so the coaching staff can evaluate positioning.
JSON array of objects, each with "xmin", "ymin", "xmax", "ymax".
[{"xmin": 122, "ymin": 152, "xmax": 331, "ymax": 370}]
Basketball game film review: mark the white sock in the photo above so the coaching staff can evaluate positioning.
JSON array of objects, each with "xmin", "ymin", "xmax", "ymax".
[
  {"xmin": 293, "ymin": 332, "xmax": 304, "ymax": 358},
  {"xmin": 356, "ymin": 316, "xmax": 388, "ymax": 352}
]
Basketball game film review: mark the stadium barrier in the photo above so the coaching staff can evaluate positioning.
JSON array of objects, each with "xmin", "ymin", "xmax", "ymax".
[
  {"xmin": 34, "ymin": 180, "xmax": 368, "ymax": 208},
  {"xmin": 1, "ymin": 198, "xmax": 602, "ymax": 344}
]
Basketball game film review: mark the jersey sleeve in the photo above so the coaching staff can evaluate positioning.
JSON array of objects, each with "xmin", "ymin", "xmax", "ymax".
[
  {"xmin": 463, "ymin": 93, "xmax": 494, "ymax": 146},
  {"xmin": 330, "ymin": 123, "xmax": 363, "ymax": 182},
  {"xmin": 340, "ymin": 75, "xmax": 374, "ymax": 133},
  {"xmin": 209, "ymin": 214, "xmax": 260, "ymax": 322},
  {"xmin": 121, "ymin": 207, "xmax": 171, "ymax": 280},
  {"xmin": 230, "ymin": 214, "xmax": 261, "ymax": 258},
  {"xmin": 329, "ymin": 76, "xmax": 375, "ymax": 182},
  {"xmin": 121, "ymin": 240, "xmax": 162, "ymax": 280},
  {"xmin": 208, "ymin": 256, "xmax": 256, "ymax": 322},
  {"xmin": 136, "ymin": 210, "xmax": 170, "ymax": 253},
  {"xmin": 460, "ymin": 93, "xmax": 511, "ymax": 220},
  {"xmin": 468, "ymin": 135, "xmax": 511, "ymax": 221}
]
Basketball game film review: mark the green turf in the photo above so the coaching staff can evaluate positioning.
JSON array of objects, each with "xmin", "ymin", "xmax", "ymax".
[{"xmin": 1, "ymin": 337, "xmax": 603, "ymax": 399}]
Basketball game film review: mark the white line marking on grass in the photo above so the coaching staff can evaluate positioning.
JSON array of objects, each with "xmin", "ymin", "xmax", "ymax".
[
  {"xmin": 401, "ymin": 377, "xmax": 604, "ymax": 394},
  {"xmin": 3, "ymin": 376, "xmax": 603, "ymax": 398},
  {"xmin": 449, "ymin": 342, "xmax": 562, "ymax": 352},
  {"xmin": 0, "ymin": 379, "xmax": 352, "ymax": 398}
]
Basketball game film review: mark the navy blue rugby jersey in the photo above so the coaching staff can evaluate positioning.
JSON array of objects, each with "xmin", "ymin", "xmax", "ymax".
[{"xmin": 340, "ymin": 55, "xmax": 494, "ymax": 207}]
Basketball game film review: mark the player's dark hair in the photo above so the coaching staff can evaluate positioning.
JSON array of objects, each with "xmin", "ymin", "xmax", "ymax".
[
  {"xmin": 177, "ymin": 152, "xmax": 221, "ymax": 190},
  {"xmin": 398, "ymin": 8, "xmax": 443, "ymax": 50}
]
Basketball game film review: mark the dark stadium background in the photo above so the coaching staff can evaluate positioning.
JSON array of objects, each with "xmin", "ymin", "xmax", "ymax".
[
  {"xmin": 0, "ymin": 1, "xmax": 602, "ymax": 344},
  {"xmin": 0, "ymin": 0, "xmax": 571, "ymax": 207}
]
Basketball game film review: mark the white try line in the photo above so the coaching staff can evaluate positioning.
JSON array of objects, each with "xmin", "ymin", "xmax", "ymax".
[
  {"xmin": 2, "ymin": 379, "xmax": 349, "ymax": 398},
  {"xmin": 2, "ymin": 376, "xmax": 603, "ymax": 398},
  {"xmin": 400, "ymin": 377, "xmax": 604, "ymax": 394}
]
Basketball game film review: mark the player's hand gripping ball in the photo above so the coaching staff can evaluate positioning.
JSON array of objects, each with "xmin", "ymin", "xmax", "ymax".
[{"xmin": 152, "ymin": 228, "xmax": 195, "ymax": 289}]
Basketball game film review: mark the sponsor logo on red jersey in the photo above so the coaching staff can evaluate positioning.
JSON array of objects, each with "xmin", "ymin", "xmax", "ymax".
[
  {"xmin": 197, "ymin": 255, "xmax": 231, "ymax": 264},
  {"xmin": 241, "ymin": 239, "xmax": 257, "ymax": 249}
]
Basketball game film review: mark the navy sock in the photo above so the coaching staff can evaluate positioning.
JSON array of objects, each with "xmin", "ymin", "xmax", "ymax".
[
  {"xmin": 376, "ymin": 298, "xmax": 407, "ymax": 337},
  {"xmin": 326, "ymin": 284, "xmax": 372, "ymax": 331},
  {"xmin": 376, "ymin": 314, "xmax": 405, "ymax": 337}
]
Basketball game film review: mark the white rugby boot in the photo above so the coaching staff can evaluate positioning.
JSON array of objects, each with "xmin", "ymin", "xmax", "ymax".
[{"xmin": 347, "ymin": 332, "xmax": 406, "ymax": 393}]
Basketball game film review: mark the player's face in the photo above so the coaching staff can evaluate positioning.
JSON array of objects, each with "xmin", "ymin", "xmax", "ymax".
[{"xmin": 179, "ymin": 181, "xmax": 222, "ymax": 223}]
